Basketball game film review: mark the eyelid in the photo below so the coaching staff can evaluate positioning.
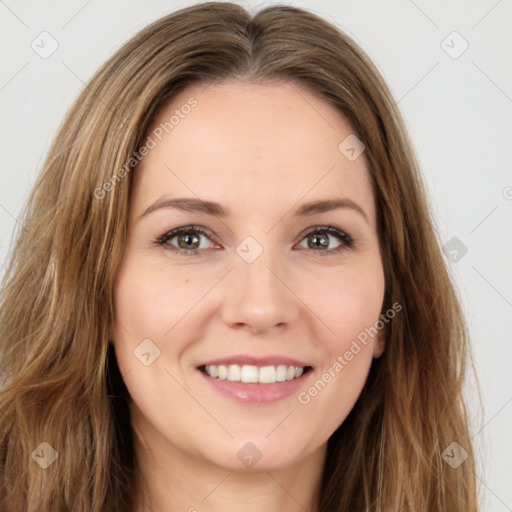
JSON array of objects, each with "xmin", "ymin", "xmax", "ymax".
[
  {"xmin": 295, "ymin": 224, "xmax": 352, "ymax": 243},
  {"xmin": 295, "ymin": 225, "xmax": 354, "ymax": 254},
  {"xmin": 155, "ymin": 225, "xmax": 219, "ymax": 249}
]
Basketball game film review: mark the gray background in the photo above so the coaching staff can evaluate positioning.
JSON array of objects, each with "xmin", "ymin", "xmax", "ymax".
[{"xmin": 1, "ymin": 1, "xmax": 511, "ymax": 510}]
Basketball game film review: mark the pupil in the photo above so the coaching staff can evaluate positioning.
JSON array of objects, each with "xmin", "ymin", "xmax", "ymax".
[
  {"xmin": 179, "ymin": 233, "xmax": 199, "ymax": 249},
  {"xmin": 310, "ymin": 233, "xmax": 328, "ymax": 249}
]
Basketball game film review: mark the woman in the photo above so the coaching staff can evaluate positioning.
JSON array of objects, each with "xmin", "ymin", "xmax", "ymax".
[{"xmin": 0, "ymin": 2, "xmax": 480, "ymax": 511}]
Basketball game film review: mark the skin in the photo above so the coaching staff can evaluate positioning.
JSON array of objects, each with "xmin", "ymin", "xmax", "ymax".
[{"xmin": 112, "ymin": 79, "xmax": 386, "ymax": 512}]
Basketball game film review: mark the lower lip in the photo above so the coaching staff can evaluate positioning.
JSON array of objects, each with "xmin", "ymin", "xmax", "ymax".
[{"xmin": 197, "ymin": 369, "xmax": 312, "ymax": 404}]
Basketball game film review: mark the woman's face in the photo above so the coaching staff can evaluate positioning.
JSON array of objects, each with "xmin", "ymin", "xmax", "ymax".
[{"xmin": 112, "ymin": 79, "xmax": 385, "ymax": 472}]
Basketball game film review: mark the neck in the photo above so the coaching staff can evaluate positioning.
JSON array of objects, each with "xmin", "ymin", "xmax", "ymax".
[{"xmin": 131, "ymin": 413, "xmax": 326, "ymax": 512}]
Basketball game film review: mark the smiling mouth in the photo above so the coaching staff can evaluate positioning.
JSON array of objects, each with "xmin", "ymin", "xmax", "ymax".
[{"xmin": 198, "ymin": 364, "xmax": 313, "ymax": 384}]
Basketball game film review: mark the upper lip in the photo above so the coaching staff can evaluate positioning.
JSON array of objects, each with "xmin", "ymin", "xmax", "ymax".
[{"xmin": 196, "ymin": 355, "xmax": 312, "ymax": 369}]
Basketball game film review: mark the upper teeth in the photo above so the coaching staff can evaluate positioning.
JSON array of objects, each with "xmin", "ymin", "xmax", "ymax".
[{"xmin": 204, "ymin": 364, "xmax": 304, "ymax": 384}]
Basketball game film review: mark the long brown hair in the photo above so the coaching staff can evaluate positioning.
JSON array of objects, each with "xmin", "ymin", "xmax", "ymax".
[{"xmin": 0, "ymin": 2, "xmax": 480, "ymax": 510}]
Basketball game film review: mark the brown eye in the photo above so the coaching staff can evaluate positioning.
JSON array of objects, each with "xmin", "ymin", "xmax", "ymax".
[
  {"xmin": 156, "ymin": 226, "xmax": 217, "ymax": 254},
  {"xmin": 305, "ymin": 232, "xmax": 332, "ymax": 250},
  {"xmin": 175, "ymin": 231, "xmax": 201, "ymax": 250},
  {"xmin": 296, "ymin": 226, "xmax": 353, "ymax": 254}
]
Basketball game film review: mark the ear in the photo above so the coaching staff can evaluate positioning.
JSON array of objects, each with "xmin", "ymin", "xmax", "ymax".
[{"xmin": 372, "ymin": 332, "xmax": 385, "ymax": 358}]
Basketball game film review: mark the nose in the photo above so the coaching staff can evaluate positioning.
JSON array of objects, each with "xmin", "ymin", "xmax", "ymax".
[{"xmin": 220, "ymin": 246, "xmax": 300, "ymax": 334}]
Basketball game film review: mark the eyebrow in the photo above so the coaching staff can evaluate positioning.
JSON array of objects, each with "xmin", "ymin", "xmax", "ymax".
[{"xmin": 139, "ymin": 197, "xmax": 369, "ymax": 224}]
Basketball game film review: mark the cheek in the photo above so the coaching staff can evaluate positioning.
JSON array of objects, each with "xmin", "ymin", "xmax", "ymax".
[
  {"xmin": 111, "ymin": 260, "xmax": 197, "ymax": 405},
  {"xmin": 306, "ymin": 263, "xmax": 385, "ymax": 349},
  {"xmin": 111, "ymin": 256, "xmax": 219, "ymax": 387},
  {"xmin": 294, "ymin": 265, "xmax": 384, "ymax": 435},
  {"xmin": 112, "ymin": 259, "xmax": 208, "ymax": 341},
  {"xmin": 296, "ymin": 345, "xmax": 373, "ymax": 443}
]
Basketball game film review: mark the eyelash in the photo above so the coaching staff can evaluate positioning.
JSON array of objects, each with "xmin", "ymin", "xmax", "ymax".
[{"xmin": 154, "ymin": 225, "xmax": 355, "ymax": 257}]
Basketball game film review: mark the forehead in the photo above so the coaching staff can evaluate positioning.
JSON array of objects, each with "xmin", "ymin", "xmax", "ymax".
[{"xmin": 132, "ymin": 79, "xmax": 375, "ymax": 224}]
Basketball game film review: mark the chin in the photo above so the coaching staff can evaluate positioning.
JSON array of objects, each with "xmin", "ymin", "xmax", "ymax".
[{"xmin": 205, "ymin": 435, "xmax": 317, "ymax": 473}]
